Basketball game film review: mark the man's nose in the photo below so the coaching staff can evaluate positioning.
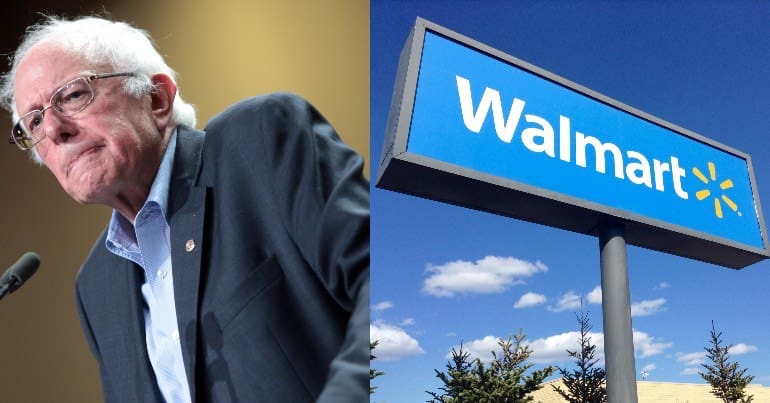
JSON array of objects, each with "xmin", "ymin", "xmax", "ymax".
[{"xmin": 41, "ymin": 109, "xmax": 76, "ymax": 144}]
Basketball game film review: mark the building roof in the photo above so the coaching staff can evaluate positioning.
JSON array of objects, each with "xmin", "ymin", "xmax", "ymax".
[{"xmin": 529, "ymin": 379, "xmax": 770, "ymax": 402}]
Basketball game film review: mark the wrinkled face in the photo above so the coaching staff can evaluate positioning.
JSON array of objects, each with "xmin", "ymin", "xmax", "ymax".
[{"xmin": 13, "ymin": 42, "xmax": 164, "ymax": 206}]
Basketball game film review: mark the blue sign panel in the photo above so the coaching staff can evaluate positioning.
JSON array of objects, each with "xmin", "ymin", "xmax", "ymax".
[
  {"xmin": 377, "ymin": 18, "xmax": 768, "ymax": 268},
  {"xmin": 409, "ymin": 31, "xmax": 761, "ymax": 248}
]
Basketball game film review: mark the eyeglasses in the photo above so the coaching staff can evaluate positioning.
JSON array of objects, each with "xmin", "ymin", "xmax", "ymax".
[{"xmin": 8, "ymin": 72, "xmax": 136, "ymax": 150}]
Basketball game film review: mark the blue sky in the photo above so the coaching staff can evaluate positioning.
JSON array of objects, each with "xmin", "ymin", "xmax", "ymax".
[{"xmin": 370, "ymin": 1, "xmax": 770, "ymax": 402}]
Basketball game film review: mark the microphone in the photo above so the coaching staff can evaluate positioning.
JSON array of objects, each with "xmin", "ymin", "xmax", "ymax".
[{"xmin": 0, "ymin": 252, "xmax": 40, "ymax": 301}]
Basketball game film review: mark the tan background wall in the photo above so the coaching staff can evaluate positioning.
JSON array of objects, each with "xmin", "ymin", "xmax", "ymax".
[{"xmin": 0, "ymin": 1, "xmax": 368, "ymax": 401}]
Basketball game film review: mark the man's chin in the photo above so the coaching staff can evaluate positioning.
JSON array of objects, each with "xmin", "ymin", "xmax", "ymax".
[
  {"xmin": 63, "ymin": 184, "xmax": 111, "ymax": 207},
  {"xmin": 69, "ymin": 193, "xmax": 106, "ymax": 206},
  {"xmin": 61, "ymin": 170, "xmax": 113, "ymax": 205}
]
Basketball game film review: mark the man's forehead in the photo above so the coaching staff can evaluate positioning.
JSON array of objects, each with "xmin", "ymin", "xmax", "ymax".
[{"xmin": 14, "ymin": 43, "xmax": 90, "ymax": 108}]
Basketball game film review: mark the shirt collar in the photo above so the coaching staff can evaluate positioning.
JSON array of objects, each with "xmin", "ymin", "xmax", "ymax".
[
  {"xmin": 145, "ymin": 130, "xmax": 177, "ymax": 219},
  {"xmin": 105, "ymin": 129, "xmax": 178, "ymax": 257}
]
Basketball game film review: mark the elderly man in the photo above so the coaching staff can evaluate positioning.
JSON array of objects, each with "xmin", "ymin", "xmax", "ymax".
[{"xmin": 1, "ymin": 15, "xmax": 369, "ymax": 403}]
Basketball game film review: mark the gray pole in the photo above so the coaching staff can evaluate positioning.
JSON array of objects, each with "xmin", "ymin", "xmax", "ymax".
[{"xmin": 599, "ymin": 221, "xmax": 638, "ymax": 403}]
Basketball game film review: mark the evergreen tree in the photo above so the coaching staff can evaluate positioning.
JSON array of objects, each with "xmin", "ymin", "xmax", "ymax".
[
  {"xmin": 427, "ymin": 330, "xmax": 554, "ymax": 403},
  {"xmin": 468, "ymin": 330, "xmax": 555, "ymax": 402},
  {"xmin": 699, "ymin": 321, "xmax": 754, "ymax": 403},
  {"xmin": 552, "ymin": 307, "xmax": 607, "ymax": 403},
  {"xmin": 370, "ymin": 340, "xmax": 385, "ymax": 395},
  {"xmin": 427, "ymin": 343, "xmax": 476, "ymax": 403}
]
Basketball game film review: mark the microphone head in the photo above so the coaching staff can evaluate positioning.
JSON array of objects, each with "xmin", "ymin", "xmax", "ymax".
[{"xmin": 1, "ymin": 251, "xmax": 40, "ymax": 290}]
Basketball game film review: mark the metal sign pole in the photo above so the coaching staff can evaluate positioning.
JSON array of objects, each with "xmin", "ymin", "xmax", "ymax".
[{"xmin": 599, "ymin": 221, "xmax": 639, "ymax": 403}]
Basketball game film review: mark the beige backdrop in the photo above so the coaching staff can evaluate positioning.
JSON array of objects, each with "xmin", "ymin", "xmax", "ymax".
[{"xmin": 0, "ymin": 1, "xmax": 368, "ymax": 401}]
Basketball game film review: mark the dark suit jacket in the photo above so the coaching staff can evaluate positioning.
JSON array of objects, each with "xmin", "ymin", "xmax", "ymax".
[{"xmin": 75, "ymin": 93, "xmax": 370, "ymax": 402}]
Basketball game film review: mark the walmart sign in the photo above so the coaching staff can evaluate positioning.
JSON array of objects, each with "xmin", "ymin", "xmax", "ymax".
[{"xmin": 377, "ymin": 18, "xmax": 769, "ymax": 268}]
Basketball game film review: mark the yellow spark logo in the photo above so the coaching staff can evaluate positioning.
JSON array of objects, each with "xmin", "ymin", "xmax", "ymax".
[{"xmin": 692, "ymin": 162, "xmax": 741, "ymax": 219}]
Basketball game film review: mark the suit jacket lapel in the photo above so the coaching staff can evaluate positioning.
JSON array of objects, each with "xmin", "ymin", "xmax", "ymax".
[{"xmin": 168, "ymin": 126, "xmax": 207, "ymax": 401}]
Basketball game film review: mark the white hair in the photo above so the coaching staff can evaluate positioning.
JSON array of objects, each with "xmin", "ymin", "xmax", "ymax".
[{"xmin": 0, "ymin": 15, "xmax": 196, "ymax": 132}]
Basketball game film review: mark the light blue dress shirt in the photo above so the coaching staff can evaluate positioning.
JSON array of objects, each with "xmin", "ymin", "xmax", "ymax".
[{"xmin": 105, "ymin": 132, "xmax": 192, "ymax": 403}]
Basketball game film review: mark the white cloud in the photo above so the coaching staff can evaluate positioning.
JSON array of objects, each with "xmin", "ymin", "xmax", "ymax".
[
  {"xmin": 370, "ymin": 321, "xmax": 424, "ymax": 361},
  {"xmin": 528, "ymin": 331, "xmax": 668, "ymax": 363},
  {"xmin": 631, "ymin": 298, "xmax": 667, "ymax": 317},
  {"xmin": 450, "ymin": 333, "xmax": 593, "ymax": 364},
  {"xmin": 450, "ymin": 333, "xmax": 591, "ymax": 364},
  {"xmin": 451, "ymin": 335, "xmax": 501, "ymax": 363},
  {"xmin": 641, "ymin": 363, "xmax": 656, "ymax": 372},
  {"xmin": 730, "ymin": 343, "xmax": 758, "ymax": 355},
  {"xmin": 586, "ymin": 286, "xmax": 602, "ymax": 304},
  {"xmin": 373, "ymin": 301, "xmax": 394, "ymax": 312},
  {"xmin": 654, "ymin": 282, "xmax": 671, "ymax": 291},
  {"xmin": 529, "ymin": 331, "xmax": 602, "ymax": 363},
  {"xmin": 423, "ymin": 256, "xmax": 548, "ymax": 297},
  {"xmin": 448, "ymin": 329, "xmax": 670, "ymax": 367},
  {"xmin": 633, "ymin": 330, "xmax": 673, "ymax": 357},
  {"xmin": 549, "ymin": 291, "xmax": 582, "ymax": 312},
  {"xmin": 675, "ymin": 344, "xmax": 756, "ymax": 373},
  {"xmin": 580, "ymin": 289, "xmax": 667, "ymax": 317},
  {"xmin": 514, "ymin": 292, "xmax": 547, "ymax": 309},
  {"xmin": 400, "ymin": 318, "xmax": 416, "ymax": 326},
  {"xmin": 676, "ymin": 351, "xmax": 706, "ymax": 367},
  {"xmin": 681, "ymin": 367, "xmax": 700, "ymax": 375},
  {"xmin": 582, "ymin": 288, "xmax": 667, "ymax": 317}
]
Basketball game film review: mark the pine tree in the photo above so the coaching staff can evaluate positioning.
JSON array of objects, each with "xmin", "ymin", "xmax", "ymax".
[
  {"xmin": 468, "ymin": 330, "xmax": 555, "ymax": 402},
  {"xmin": 427, "ymin": 343, "xmax": 476, "ymax": 403},
  {"xmin": 699, "ymin": 321, "xmax": 754, "ymax": 403},
  {"xmin": 552, "ymin": 307, "xmax": 607, "ymax": 403},
  {"xmin": 370, "ymin": 340, "xmax": 385, "ymax": 395},
  {"xmin": 427, "ymin": 330, "xmax": 554, "ymax": 403}
]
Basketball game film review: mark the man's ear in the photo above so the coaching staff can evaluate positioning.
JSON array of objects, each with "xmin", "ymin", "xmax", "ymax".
[{"xmin": 149, "ymin": 73, "xmax": 177, "ymax": 132}]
